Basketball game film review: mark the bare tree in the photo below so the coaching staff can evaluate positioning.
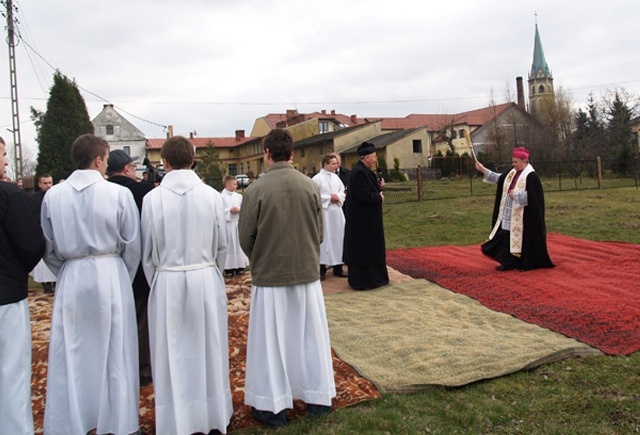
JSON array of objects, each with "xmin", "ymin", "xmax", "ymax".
[
  {"xmin": 528, "ymin": 86, "xmax": 576, "ymax": 163},
  {"xmin": 482, "ymin": 91, "xmax": 511, "ymax": 163},
  {"xmin": 431, "ymin": 113, "xmax": 463, "ymax": 154},
  {"xmin": 5, "ymin": 141, "xmax": 37, "ymax": 178}
]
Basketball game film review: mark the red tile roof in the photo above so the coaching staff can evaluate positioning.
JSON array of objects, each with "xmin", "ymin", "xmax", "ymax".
[
  {"xmin": 147, "ymin": 103, "xmax": 517, "ymax": 150},
  {"xmin": 376, "ymin": 103, "xmax": 514, "ymax": 130},
  {"xmin": 261, "ymin": 110, "xmax": 363, "ymax": 129},
  {"xmin": 146, "ymin": 136, "xmax": 257, "ymax": 150},
  {"xmin": 262, "ymin": 104, "xmax": 515, "ymax": 132}
]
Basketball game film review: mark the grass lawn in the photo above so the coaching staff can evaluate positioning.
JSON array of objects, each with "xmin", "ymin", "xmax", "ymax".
[{"xmin": 238, "ymin": 186, "xmax": 640, "ymax": 434}]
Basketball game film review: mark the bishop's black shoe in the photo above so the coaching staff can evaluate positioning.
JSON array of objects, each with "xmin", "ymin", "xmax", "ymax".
[
  {"xmin": 332, "ymin": 266, "xmax": 348, "ymax": 278},
  {"xmin": 250, "ymin": 407, "xmax": 287, "ymax": 428},
  {"xmin": 308, "ymin": 404, "xmax": 333, "ymax": 417}
]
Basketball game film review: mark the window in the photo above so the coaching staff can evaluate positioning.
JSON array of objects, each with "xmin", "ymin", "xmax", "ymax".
[
  {"xmin": 412, "ymin": 140, "xmax": 422, "ymax": 153},
  {"xmin": 229, "ymin": 148, "xmax": 234, "ymax": 153},
  {"xmin": 319, "ymin": 121, "xmax": 329, "ymax": 134},
  {"xmin": 301, "ymin": 148, "xmax": 305, "ymax": 157},
  {"xmin": 538, "ymin": 84, "xmax": 545, "ymax": 94},
  {"xmin": 458, "ymin": 130, "xmax": 465, "ymax": 140},
  {"xmin": 123, "ymin": 146, "xmax": 130, "ymax": 156},
  {"xmin": 228, "ymin": 164, "xmax": 237, "ymax": 176},
  {"xmin": 106, "ymin": 125, "xmax": 114, "ymax": 135}
]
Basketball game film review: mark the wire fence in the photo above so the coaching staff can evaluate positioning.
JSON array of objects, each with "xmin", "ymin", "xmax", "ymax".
[{"xmin": 381, "ymin": 156, "xmax": 640, "ymax": 204}]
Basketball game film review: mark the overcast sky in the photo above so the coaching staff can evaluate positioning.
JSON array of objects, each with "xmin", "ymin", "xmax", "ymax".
[{"xmin": 1, "ymin": 0, "xmax": 638, "ymax": 163}]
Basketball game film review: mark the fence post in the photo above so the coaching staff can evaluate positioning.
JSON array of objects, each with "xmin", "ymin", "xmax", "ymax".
[
  {"xmin": 417, "ymin": 165, "xmax": 423, "ymax": 201},
  {"xmin": 466, "ymin": 156, "xmax": 473, "ymax": 196},
  {"xmin": 558, "ymin": 171, "xmax": 562, "ymax": 191},
  {"xmin": 597, "ymin": 156, "xmax": 602, "ymax": 189}
]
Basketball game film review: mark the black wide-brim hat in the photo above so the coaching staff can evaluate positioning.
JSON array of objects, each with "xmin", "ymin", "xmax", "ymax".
[{"xmin": 357, "ymin": 142, "xmax": 375, "ymax": 157}]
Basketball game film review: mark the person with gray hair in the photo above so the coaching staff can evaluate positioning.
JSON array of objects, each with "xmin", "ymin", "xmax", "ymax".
[
  {"xmin": 107, "ymin": 149, "xmax": 155, "ymax": 386},
  {"xmin": 342, "ymin": 141, "xmax": 389, "ymax": 290}
]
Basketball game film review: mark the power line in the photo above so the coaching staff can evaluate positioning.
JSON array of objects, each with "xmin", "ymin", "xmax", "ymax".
[
  {"xmin": 14, "ymin": 0, "xmax": 49, "ymax": 94},
  {"xmin": 7, "ymin": 13, "xmax": 639, "ymax": 118},
  {"xmin": 15, "ymin": 31, "xmax": 168, "ymax": 130}
]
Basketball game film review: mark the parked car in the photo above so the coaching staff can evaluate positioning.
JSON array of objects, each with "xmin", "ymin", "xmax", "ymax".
[{"xmin": 236, "ymin": 174, "xmax": 250, "ymax": 187}]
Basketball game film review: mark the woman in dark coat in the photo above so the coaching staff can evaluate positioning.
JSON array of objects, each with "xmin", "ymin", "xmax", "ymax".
[{"xmin": 342, "ymin": 142, "xmax": 389, "ymax": 290}]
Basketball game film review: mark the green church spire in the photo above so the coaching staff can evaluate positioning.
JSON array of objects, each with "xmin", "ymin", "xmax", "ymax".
[{"xmin": 530, "ymin": 23, "xmax": 551, "ymax": 78}]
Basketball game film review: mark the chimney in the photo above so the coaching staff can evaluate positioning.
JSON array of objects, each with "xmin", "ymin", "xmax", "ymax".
[
  {"xmin": 103, "ymin": 104, "xmax": 114, "ymax": 109},
  {"xmin": 331, "ymin": 110, "xmax": 336, "ymax": 115},
  {"xmin": 235, "ymin": 130, "xmax": 245, "ymax": 140},
  {"xmin": 286, "ymin": 109, "xmax": 298, "ymax": 120},
  {"xmin": 350, "ymin": 114, "xmax": 357, "ymax": 124},
  {"xmin": 321, "ymin": 109, "xmax": 326, "ymax": 115},
  {"xmin": 167, "ymin": 125, "xmax": 174, "ymax": 138},
  {"xmin": 516, "ymin": 77, "xmax": 525, "ymax": 109}
]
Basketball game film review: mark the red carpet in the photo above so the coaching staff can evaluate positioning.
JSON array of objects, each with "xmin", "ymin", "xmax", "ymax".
[
  {"xmin": 30, "ymin": 275, "xmax": 380, "ymax": 433},
  {"xmin": 387, "ymin": 233, "xmax": 640, "ymax": 356}
]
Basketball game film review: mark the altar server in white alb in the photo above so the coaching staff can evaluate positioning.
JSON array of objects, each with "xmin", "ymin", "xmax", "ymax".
[
  {"xmin": 312, "ymin": 154, "xmax": 347, "ymax": 280},
  {"xmin": 41, "ymin": 134, "xmax": 141, "ymax": 435},
  {"xmin": 239, "ymin": 129, "xmax": 336, "ymax": 428},
  {"xmin": 141, "ymin": 135, "xmax": 232, "ymax": 434},
  {"xmin": 221, "ymin": 175, "xmax": 249, "ymax": 277}
]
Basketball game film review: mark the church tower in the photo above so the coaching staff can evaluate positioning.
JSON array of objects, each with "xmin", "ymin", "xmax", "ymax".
[{"xmin": 528, "ymin": 22, "xmax": 554, "ymax": 116}]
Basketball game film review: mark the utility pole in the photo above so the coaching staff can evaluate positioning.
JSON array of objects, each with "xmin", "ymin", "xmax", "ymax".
[{"xmin": 5, "ymin": 0, "xmax": 23, "ymax": 178}]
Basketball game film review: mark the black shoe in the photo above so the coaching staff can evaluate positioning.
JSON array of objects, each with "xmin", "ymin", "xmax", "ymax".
[
  {"xmin": 43, "ymin": 283, "xmax": 54, "ymax": 293},
  {"xmin": 235, "ymin": 268, "xmax": 245, "ymax": 276},
  {"xmin": 140, "ymin": 375, "xmax": 153, "ymax": 387},
  {"xmin": 332, "ymin": 266, "xmax": 348, "ymax": 278},
  {"xmin": 495, "ymin": 265, "xmax": 515, "ymax": 271},
  {"xmin": 308, "ymin": 404, "xmax": 333, "ymax": 417},
  {"xmin": 320, "ymin": 265, "xmax": 327, "ymax": 281},
  {"xmin": 250, "ymin": 407, "xmax": 287, "ymax": 428}
]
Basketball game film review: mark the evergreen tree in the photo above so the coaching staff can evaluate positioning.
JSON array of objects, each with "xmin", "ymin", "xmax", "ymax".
[
  {"xmin": 197, "ymin": 142, "xmax": 225, "ymax": 191},
  {"xmin": 34, "ymin": 72, "xmax": 94, "ymax": 181},
  {"xmin": 571, "ymin": 94, "xmax": 606, "ymax": 166},
  {"xmin": 604, "ymin": 91, "xmax": 633, "ymax": 174}
]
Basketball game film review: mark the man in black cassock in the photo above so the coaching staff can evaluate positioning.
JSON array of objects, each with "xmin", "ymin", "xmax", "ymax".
[
  {"xmin": 342, "ymin": 142, "xmax": 389, "ymax": 290},
  {"xmin": 0, "ymin": 137, "xmax": 45, "ymax": 434},
  {"xmin": 475, "ymin": 147, "xmax": 554, "ymax": 271},
  {"xmin": 107, "ymin": 149, "xmax": 155, "ymax": 386}
]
